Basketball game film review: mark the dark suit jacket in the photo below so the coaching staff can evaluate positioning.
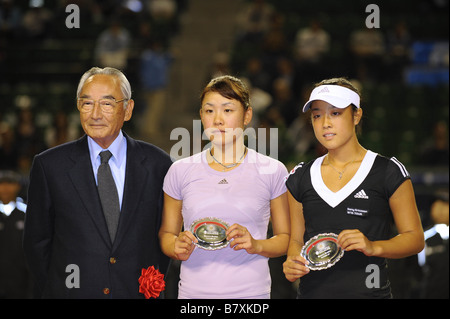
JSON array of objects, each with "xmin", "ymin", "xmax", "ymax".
[
  {"xmin": 23, "ymin": 133, "xmax": 172, "ymax": 298},
  {"xmin": 0, "ymin": 206, "xmax": 33, "ymax": 298}
]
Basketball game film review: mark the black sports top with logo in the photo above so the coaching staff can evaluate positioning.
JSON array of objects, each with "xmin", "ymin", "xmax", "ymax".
[{"xmin": 286, "ymin": 150, "xmax": 410, "ymax": 298}]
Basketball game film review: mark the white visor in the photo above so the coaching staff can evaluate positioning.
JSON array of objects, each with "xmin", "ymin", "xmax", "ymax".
[{"xmin": 302, "ymin": 85, "xmax": 360, "ymax": 112}]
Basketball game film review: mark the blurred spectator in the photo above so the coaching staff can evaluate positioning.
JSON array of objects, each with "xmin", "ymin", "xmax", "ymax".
[
  {"xmin": 350, "ymin": 27, "xmax": 385, "ymax": 58},
  {"xmin": 242, "ymin": 56, "xmax": 272, "ymax": 92},
  {"xmin": 275, "ymin": 57, "xmax": 295, "ymax": 88},
  {"xmin": 419, "ymin": 120, "xmax": 449, "ymax": 166},
  {"xmin": 14, "ymin": 108, "xmax": 47, "ymax": 176},
  {"xmin": 0, "ymin": 0, "xmax": 22, "ymax": 40},
  {"xmin": 0, "ymin": 122, "xmax": 18, "ymax": 170},
  {"xmin": 386, "ymin": 21, "xmax": 412, "ymax": 81},
  {"xmin": 233, "ymin": 0, "xmax": 275, "ymax": 69},
  {"xmin": 44, "ymin": 111, "xmax": 80, "ymax": 148},
  {"xmin": 138, "ymin": 39, "xmax": 173, "ymax": 138},
  {"xmin": 88, "ymin": 0, "xmax": 105, "ymax": 25},
  {"xmin": 294, "ymin": 19, "xmax": 330, "ymax": 64},
  {"xmin": 93, "ymin": 0, "xmax": 123, "ymax": 18},
  {"xmin": 207, "ymin": 51, "xmax": 231, "ymax": 80},
  {"xmin": 136, "ymin": 20, "xmax": 155, "ymax": 50},
  {"xmin": 0, "ymin": 35, "xmax": 5, "ymax": 73},
  {"xmin": 0, "ymin": 170, "xmax": 32, "ymax": 298},
  {"xmin": 286, "ymin": 112, "xmax": 316, "ymax": 162},
  {"xmin": 147, "ymin": 0, "xmax": 177, "ymax": 20},
  {"xmin": 293, "ymin": 19, "xmax": 330, "ymax": 88},
  {"xmin": 146, "ymin": 0, "xmax": 179, "ymax": 40},
  {"xmin": 257, "ymin": 106, "xmax": 290, "ymax": 163},
  {"xmin": 21, "ymin": 5, "xmax": 53, "ymax": 41},
  {"xmin": 261, "ymin": 13, "xmax": 289, "ymax": 66},
  {"xmin": 241, "ymin": 77, "xmax": 272, "ymax": 128},
  {"xmin": 95, "ymin": 20, "xmax": 131, "ymax": 70},
  {"xmin": 349, "ymin": 27, "xmax": 385, "ymax": 81},
  {"xmin": 236, "ymin": 0, "xmax": 274, "ymax": 38},
  {"xmin": 285, "ymin": 84, "xmax": 322, "ymax": 163},
  {"xmin": 418, "ymin": 189, "xmax": 449, "ymax": 299},
  {"xmin": 266, "ymin": 77, "xmax": 297, "ymax": 127}
]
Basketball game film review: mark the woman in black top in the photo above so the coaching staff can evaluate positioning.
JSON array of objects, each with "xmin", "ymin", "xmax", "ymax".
[{"xmin": 283, "ymin": 78, "xmax": 424, "ymax": 298}]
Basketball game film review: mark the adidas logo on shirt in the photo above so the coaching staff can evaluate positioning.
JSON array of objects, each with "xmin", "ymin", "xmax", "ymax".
[
  {"xmin": 354, "ymin": 189, "xmax": 369, "ymax": 199},
  {"xmin": 218, "ymin": 179, "xmax": 228, "ymax": 185}
]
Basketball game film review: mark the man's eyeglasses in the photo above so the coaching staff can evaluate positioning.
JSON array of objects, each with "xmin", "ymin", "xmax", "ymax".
[{"xmin": 77, "ymin": 98, "xmax": 127, "ymax": 113}]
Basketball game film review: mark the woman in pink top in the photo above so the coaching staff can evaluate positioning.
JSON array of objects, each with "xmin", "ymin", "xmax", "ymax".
[{"xmin": 159, "ymin": 75, "xmax": 290, "ymax": 299}]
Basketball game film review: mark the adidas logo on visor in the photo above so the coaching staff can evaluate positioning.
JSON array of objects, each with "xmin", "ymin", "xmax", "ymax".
[{"xmin": 317, "ymin": 87, "xmax": 330, "ymax": 94}]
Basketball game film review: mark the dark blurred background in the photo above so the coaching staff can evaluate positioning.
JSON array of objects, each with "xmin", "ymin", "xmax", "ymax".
[{"xmin": 0, "ymin": 0, "xmax": 448, "ymax": 299}]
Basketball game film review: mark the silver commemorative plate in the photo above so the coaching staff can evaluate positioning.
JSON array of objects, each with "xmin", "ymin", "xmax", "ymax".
[
  {"xmin": 300, "ymin": 233, "xmax": 344, "ymax": 270},
  {"xmin": 190, "ymin": 218, "xmax": 230, "ymax": 250}
]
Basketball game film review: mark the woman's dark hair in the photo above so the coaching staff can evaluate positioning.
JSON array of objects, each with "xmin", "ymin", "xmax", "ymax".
[{"xmin": 200, "ymin": 75, "xmax": 250, "ymax": 111}]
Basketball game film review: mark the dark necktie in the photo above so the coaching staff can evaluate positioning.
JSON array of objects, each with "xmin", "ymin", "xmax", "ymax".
[{"xmin": 97, "ymin": 150, "xmax": 120, "ymax": 243}]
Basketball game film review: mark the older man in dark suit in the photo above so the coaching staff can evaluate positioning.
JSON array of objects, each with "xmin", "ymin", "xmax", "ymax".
[{"xmin": 23, "ymin": 67, "xmax": 172, "ymax": 298}]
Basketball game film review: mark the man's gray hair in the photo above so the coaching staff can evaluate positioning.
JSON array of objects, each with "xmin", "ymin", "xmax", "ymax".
[{"xmin": 76, "ymin": 67, "xmax": 132, "ymax": 107}]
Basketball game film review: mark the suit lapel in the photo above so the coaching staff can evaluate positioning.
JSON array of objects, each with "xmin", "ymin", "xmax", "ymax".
[
  {"xmin": 68, "ymin": 136, "xmax": 112, "ymax": 247},
  {"xmin": 113, "ymin": 135, "xmax": 149, "ymax": 249}
]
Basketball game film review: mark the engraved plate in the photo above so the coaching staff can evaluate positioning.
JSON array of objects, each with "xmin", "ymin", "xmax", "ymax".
[
  {"xmin": 190, "ymin": 218, "xmax": 230, "ymax": 250},
  {"xmin": 300, "ymin": 233, "xmax": 344, "ymax": 270}
]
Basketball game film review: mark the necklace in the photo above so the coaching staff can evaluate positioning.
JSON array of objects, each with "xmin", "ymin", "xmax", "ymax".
[
  {"xmin": 210, "ymin": 147, "xmax": 247, "ymax": 171},
  {"xmin": 326, "ymin": 155, "xmax": 357, "ymax": 180}
]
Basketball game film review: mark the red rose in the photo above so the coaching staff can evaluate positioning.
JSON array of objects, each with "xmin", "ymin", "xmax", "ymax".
[{"xmin": 138, "ymin": 266, "xmax": 166, "ymax": 299}]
